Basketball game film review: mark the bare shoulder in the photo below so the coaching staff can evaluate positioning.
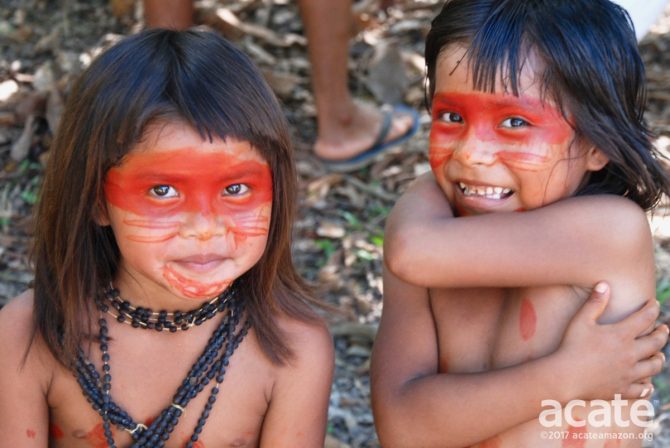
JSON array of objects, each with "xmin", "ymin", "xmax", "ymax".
[
  {"xmin": 0, "ymin": 289, "xmax": 38, "ymax": 355},
  {"xmin": 275, "ymin": 313, "xmax": 334, "ymax": 372},
  {"xmin": 0, "ymin": 290, "xmax": 52, "ymax": 445},
  {"xmin": 554, "ymin": 195, "xmax": 652, "ymax": 253},
  {"xmin": 0, "ymin": 289, "xmax": 53, "ymax": 381}
]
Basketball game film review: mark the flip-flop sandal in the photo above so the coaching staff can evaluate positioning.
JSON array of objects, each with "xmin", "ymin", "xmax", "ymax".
[{"xmin": 317, "ymin": 104, "xmax": 420, "ymax": 173}]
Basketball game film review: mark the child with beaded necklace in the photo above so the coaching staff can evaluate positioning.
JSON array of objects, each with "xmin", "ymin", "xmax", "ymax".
[{"xmin": 0, "ymin": 29, "xmax": 333, "ymax": 447}]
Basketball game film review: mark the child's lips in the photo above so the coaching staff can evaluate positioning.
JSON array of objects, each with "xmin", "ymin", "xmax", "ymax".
[
  {"xmin": 453, "ymin": 181, "xmax": 515, "ymax": 214},
  {"xmin": 170, "ymin": 254, "xmax": 227, "ymax": 273}
]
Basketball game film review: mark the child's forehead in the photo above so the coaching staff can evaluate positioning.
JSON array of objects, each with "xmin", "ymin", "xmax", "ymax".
[
  {"xmin": 434, "ymin": 44, "xmax": 548, "ymax": 100},
  {"xmin": 125, "ymin": 121, "xmax": 264, "ymax": 163}
]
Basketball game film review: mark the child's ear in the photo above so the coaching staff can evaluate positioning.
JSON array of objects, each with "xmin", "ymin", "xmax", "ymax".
[{"xmin": 585, "ymin": 146, "xmax": 609, "ymax": 172}]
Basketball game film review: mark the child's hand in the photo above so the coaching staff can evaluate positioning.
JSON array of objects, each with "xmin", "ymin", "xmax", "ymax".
[{"xmin": 556, "ymin": 282, "xmax": 668, "ymax": 401}]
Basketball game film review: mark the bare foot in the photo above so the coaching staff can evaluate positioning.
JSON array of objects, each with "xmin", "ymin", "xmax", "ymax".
[{"xmin": 313, "ymin": 102, "xmax": 416, "ymax": 162}]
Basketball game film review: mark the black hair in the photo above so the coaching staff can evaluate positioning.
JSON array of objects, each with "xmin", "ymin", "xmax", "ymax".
[
  {"xmin": 33, "ymin": 29, "xmax": 321, "ymax": 367},
  {"xmin": 425, "ymin": 0, "xmax": 670, "ymax": 209}
]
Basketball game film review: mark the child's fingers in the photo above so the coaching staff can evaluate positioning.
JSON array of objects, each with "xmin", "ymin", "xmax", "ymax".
[
  {"xmin": 616, "ymin": 299, "xmax": 661, "ymax": 337},
  {"xmin": 634, "ymin": 325, "xmax": 669, "ymax": 361},
  {"xmin": 575, "ymin": 281, "xmax": 610, "ymax": 323},
  {"xmin": 620, "ymin": 382, "xmax": 654, "ymax": 400},
  {"xmin": 632, "ymin": 353, "xmax": 666, "ymax": 381}
]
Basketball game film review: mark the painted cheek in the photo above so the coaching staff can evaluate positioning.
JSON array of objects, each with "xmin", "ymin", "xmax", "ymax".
[
  {"xmin": 519, "ymin": 298, "xmax": 537, "ymax": 341},
  {"xmin": 429, "ymin": 125, "xmax": 455, "ymax": 172}
]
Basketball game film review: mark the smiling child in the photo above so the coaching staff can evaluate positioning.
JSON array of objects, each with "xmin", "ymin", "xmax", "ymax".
[{"xmin": 371, "ymin": 1, "xmax": 670, "ymax": 447}]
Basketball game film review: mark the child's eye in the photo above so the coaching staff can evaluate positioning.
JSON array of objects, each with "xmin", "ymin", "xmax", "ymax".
[
  {"xmin": 223, "ymin": 184, "xmax": 249, "ymax": 196},
  {"xmin": 150, "ymin": 185, "xmax": 178, "ymax": 198},
  {"xmin": 438, "ymin": 112, "xmax": 464, "ymax": 124},
  {"xmin": 501, "ymin": 117, "xmax": 529, "ymax": 128}
]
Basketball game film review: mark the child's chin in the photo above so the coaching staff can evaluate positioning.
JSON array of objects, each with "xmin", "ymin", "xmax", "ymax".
[{"xmin": 166, "ymin": 279, "xmax": 232, "ymax": 301}]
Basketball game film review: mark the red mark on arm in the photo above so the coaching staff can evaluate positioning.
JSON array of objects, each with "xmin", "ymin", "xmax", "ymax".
[
  {"xmin": 50, "ymin": 423, "xmax": 65, "ymax": 439},
  {"xmin": 26, "ymin": 429, "xmax": 36, "ymax": 439},
  {"xmin": 477, "ymin": 435, "xmax": 502, "ymax": 447},
  {"xmin": 562, "ymin": 423, "xmax": 587, "ymax": 448},
  {"xmin": 519, "ymin": 298, "xmax": 537, "ymax": 341}
]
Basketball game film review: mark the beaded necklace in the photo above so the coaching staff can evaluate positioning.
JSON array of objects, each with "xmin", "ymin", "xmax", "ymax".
[
  {"xmin": 101, "ymin": 285, "xmax": 233, "ymax": 332},
  {"xmin": 75, "ymin": 286, "xmax": 250, "ymax": 447}
]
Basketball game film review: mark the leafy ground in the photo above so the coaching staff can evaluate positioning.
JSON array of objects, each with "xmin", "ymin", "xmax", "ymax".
[{"xmin": 0, "ymin": 1, "xmax": 669, "ymax": 447}]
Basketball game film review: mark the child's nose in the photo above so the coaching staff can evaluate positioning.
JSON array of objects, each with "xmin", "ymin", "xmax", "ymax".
[
  {"xmin": 453, "ymin": 129, "xmax": 497, "ymax": 166},
  {"xmin": 179, "ymin": 211, "xmax": 226, "ymax": 241}
]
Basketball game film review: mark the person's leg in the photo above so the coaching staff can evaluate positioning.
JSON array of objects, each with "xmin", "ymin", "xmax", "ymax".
[
  {"xmin": 144, "ymin": 0, "xmax": 193, "ymax": 29},
  {"xmin": 297, "ymin": 0, "xmax": 416, "ymax": 162}
]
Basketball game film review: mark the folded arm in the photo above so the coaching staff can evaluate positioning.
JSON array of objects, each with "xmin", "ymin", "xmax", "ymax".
[
  {"xmin": 385, "ymin": 174, "xmax": 654, "ymax": 292},
  {"xmin": 370, "ymin": 269, "xmax": 666, "ymax": 448}
]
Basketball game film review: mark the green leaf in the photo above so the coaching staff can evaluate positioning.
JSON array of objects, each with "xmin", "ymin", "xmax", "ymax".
[
  {"xmin": 370, "ymin": 234, "xmax": 384, "ymax": 247},
  {"xmin": 21, "ymin": 189, "xmax": 38, "ymax": 205}
]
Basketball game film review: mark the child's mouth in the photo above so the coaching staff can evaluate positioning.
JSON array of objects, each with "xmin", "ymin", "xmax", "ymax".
[
  {"xmin": 458, "ymin": 182, "xmax": 513, "ymax": 200},
  {"xmin": 171, "ymin": 254, "xmax": 226, "ymax": 273}
]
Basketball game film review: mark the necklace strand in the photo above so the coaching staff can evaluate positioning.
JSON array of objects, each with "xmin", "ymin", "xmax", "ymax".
[
  {"xmin": 76, "ymin": 288, "xmax": 250, "ymax": 447},
  {"xmin": 98, "ymin": 284, "xmax": 235, "ymax": 332}
]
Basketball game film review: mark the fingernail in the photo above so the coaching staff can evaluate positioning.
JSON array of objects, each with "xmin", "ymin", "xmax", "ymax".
[
  {"xmin": 594, "ymin": 282, "xmax": 608, "ymax": 294},
  {"xmin": 663, "ymin": 325, "xmax": 669, "ymax": 334},
  {"xmin": 640, "ymin": 387, "xmax": 650, "ymax": 398}
]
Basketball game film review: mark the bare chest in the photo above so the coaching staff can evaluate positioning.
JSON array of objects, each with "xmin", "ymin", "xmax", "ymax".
[
  {"xmin": 47, "ymin": 328, "xmax": 272, "ymax": 448},
  {"xmin": 429, "ymin": 285, "xmax": 589, "ymax": 373}
]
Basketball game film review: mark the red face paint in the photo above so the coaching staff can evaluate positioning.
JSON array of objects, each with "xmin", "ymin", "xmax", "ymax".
[
  {"xmin": 103, "ymin": 123, "xmax": 273, "ymax": 302},
  {"xmin": 430, "ymin": 92, "xmax": 572, "ymax": 171},
  {"xmin": 428, "ymin": 45, "xmax": 599, "ymax": 215},
  {"xmin": 519, "ymin": 298, "xmax": 537, "ymax": 341},
  {"xmin": 50, "ymin": 423, "xmax": 65, "ymax": 439},
  {"xmin": 26, "ymin": 429, "xmax": 36, "ymax": 439},
  {"xmin": 104, "ymin": 149, "xmax": 272, "ymax": 246}
]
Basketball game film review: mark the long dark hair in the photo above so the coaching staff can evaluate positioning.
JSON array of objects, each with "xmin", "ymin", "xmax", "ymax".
[
  {"xmin": 32, "ymin": 29, "xmax": 321, "ymax": 367},
  {"xmin": 425, "ymin": 0, "xmax": 670, "ymax": 209}
]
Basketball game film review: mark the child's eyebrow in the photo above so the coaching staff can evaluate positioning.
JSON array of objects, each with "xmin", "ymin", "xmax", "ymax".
[
  {"xmin": 124, "ymin": 162, "xmax": 270, "ymax": 185},
  {"xmin": 432, "ymin": 91, "xmax": 552, "ymax": 112}
]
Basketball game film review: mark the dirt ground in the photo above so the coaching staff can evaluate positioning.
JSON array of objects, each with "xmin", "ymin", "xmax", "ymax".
[{"xmin": 0, "ymin": 1, "xmax": 669, "ymax": 447}]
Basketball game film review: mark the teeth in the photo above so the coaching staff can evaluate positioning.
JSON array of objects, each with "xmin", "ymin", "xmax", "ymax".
[{"xmin": 458, "ymin": 182, "xmax": 512, "ymax": 199}]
